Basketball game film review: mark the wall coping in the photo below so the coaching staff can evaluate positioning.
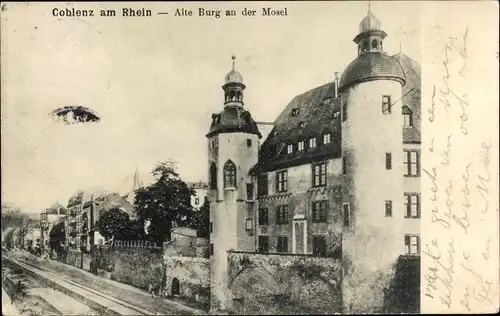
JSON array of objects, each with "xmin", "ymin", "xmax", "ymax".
[
  {"xmin": 228, "ymin": 250, "xmax": 321, "ymax": 258},
  {"xmin": 164, "ymin": 255, "xmax": 209, "ymax": 263}
]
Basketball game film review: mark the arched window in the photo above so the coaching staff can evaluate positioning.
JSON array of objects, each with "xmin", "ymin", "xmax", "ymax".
[
  {"xmin": 362, "ymin": 41, "xmax": 369, "ymax": 52},
  {"xmin": 236, "ymin": 91, "xmax": 242, "ymax": 102},
  {"xmin": 210, "ymin": 163, "xmax": 217, "ymax": 190},
  {"xmin": 224, "ymin": 160, "xmax": 237, "ymax": 188},
  {"xmin": 371, "ymin": 39, "xmax": 378, "ymax": 49}
]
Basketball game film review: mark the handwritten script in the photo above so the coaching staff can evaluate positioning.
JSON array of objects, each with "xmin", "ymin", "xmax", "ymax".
[{"xmin": 423, "ymin": 22, "xmax": 498, "ymax": 313}]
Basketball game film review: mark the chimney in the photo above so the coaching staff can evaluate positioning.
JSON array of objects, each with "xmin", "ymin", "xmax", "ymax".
[{"xmin": 334, "ymin": 72, "xmax": 341, "ymax": 98}]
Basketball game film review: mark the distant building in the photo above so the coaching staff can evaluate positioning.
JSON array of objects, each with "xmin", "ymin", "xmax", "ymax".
[
  {"xmin": 186, "ymin": 181, "xmax": 209, "ymax": 209},
  {"xmin": 84, "ymin": 192, "xmax": 135, "ymax": 247},
  {"xmin": 165, "ymin": 227, "xmax": 209, "ymax": 258}
]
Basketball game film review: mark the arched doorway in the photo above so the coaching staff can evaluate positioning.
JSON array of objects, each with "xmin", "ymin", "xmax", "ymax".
[{"xmin": 171, "ymin": 278, "xmax": 180, "ymax": 296}]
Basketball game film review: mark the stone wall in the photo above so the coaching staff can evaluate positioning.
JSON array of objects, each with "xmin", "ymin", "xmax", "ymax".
[
  {"xmin": 227, "ymin": 251, "xmax": 342, "ymax": 315},
  {"xmin": 164, "ymin": 256, "xmax": 210, "ymax": 307},
  {"xmin": 110, "ymin": 247, "xmax": 165, "ymax": 291}
]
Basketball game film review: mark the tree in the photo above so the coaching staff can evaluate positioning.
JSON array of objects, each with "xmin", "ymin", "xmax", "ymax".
[
  {"xmin": 185, "ymin": 199, "xmax": 210, "ymax": 238},
  {"xmin": 134, "ymin": 161, "xmax": 195, "ymax": 242},
  {"xmin": 96, "ymin": 207, "xmax": 131, "ymax": 242},
  {"xmin": 49, "ymin": 222, "xmax": 65, "ymax": 251}
]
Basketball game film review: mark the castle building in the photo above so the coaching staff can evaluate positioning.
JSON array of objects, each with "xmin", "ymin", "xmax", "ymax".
[{"xmin": 207, "ymin": 8, "xmax": 420, "ymax": 314}]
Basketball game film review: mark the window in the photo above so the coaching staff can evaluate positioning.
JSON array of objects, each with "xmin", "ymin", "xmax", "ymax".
[
  {"xmin": 287, "ymin": 144, "xmax": 293, "ymax": 154},
  {"xmin": 382, "ymin": 95, "xmax": 392, "ymax": 114},
  {"xmin": 298, "ymin": 141, "xmax": 305, "ymax": 151},
  {"xmin": 342, "ymin": 98, "xmax": 348, "ymax": 122},
  {"xmin": 276, "ymin": 170, "xmax": 288, "ymax": 193},
  {"xmin": 403, "ymin": 106, "xmax": 413, "ymax": 127},
  {"xmin": 259, "ymin": 208, "xmax": 269, "ymax": 225},
  {"xmin": 312, "ymin": 163, "xmax": 327, "ymax": 187},
  {"xmin": 404, "ymin": 150, "xmax": 420, "ymax": 176},
  {"xmin": 210, "ymin": 243, "xmax": 214, "ymax": 256},
  {"xmin": 386, "ymin": 153, "xmax": 392, "ymax": 170},
  {"xmin": 247, "ymin": 139, "xmax": 252, "ymax": 147},
  {"xmin": 209, "ymin": 222, "xmax": 213, "ymax": 233},
  {"xmin": 343, "ymin": 203, "xmax": 350, "ymax": 227},
  {"xmin": 299, "ymin": 121, "xmax": 305, "ymax": 128},
  {"xmin": 223, "ymin": 160, "xmax": 237, "ymax": 188},
  {"xmin": 313, "ymin": 235, "xmax": 327, "ymax": 256},
  {"xmin": 404, "ymin": 193, "xmax": 420, "ymax": 218},
  {"xmin": 211, "ymin": 139, "xmax": 218, "ymax": 149},
  {"xmin": 312, "ymin": 201, "xmax": 328, "ymax": 222},
  {"xmin": 291, "ymin": 108, "xmax": 299, "ymax": 116},
  {"xmin": 276, "ymin": 205, "xmax": 289, "ymax": 225},
  {"xmin": 258, "ymin": 236, "xmax": 269, "ymax": 253},
  {"xmin": 405, "ymin": 235, "xmax": 420, "ymax": 255},
  {"xmin": 385, "ymin": 200, "xmax": 392, "ymax": 217},
  {"xmin": 210, "ymin": 163, "xmax": 217, "ymax": 190},
  {"xmin": 195, "ymin": 197, "xmax": 200, "ymax": 205},
  {"xmin": 277, "ymin": 236, "xmax": 288, "ymax": 253},
  {"xmin": 323, "ymin": 133, "xmax": 331, "ymax": 144},
  {"xmin": 309, "ymin": 137, "xmax": 317, "ymax": 148},
  {"xmin": 257, "ymin": 174, "xmax": 268, "ymax": 196},
  {"xmin": 371, "ymin": 39, "xmax": 378, "ymax": 49},
  {"xmin": 246, "ymin": 183, "xmax": 254, "ymax": 200}
]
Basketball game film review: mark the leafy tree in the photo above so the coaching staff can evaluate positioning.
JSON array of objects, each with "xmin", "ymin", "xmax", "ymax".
[
  {"xmin": 134, "ymin": 161, "xmax": 195, "ymax": 242},
  {"xmin": 185, "ymin": 198, "xmax": 210, "ymax": 238},
  {"xmin": 96, "ymin": 207, "xmax": 131, "ymax": 242},
  {"xmin": 5, "ymin": 229, "xmax": 15, "ymax": 250},
  {"xmin": 120, "ymin": 218, "xmax": 145, "ymax": 241},
  {"xmin": 49, "ymin": 222, "xmax": 65, "ymax": 250}
]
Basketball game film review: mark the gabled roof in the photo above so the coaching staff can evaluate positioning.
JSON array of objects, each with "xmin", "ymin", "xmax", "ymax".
[{"xmin": 251, "ymin": 82, "xmax": 342, "ymax": 174}]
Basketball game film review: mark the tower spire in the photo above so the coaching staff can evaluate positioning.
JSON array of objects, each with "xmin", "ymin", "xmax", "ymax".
[
  {"xmin": 231, "ymin": 54, "xmax": 236, "ymax": 70},
  {"xmin": 368, "ymin": 0, "xmax": 371, "ymax": 15}
]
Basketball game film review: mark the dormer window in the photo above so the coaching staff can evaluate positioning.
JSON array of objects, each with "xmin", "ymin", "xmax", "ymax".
[
  {"xmin": 309, "ymin": 137, "xmax": 317, "ymax": 148},
  {"xmin": 291, "ymin": 108, "xmax": 300, "ymax": 116},
  {"xmin": 382, "ymin": 95, "xmax": 392, "ymax": 114},
  {"xmin": 287, "ymin": 144, "xmax": 293, "ymax": 154},
  {"xmin": 402, "ymin": 106, "xmax": 413, "ymax": 127},
  {"xmin": 298, "ymin": 141, "xmax": 305, "ymax": 151},
  {"xmin": 299, "ymin": 121, "xmax": 306, "ymax": 129},
  {"xmin": 323, "ymin": 133, "xmax": 331, "ymax": 144}
]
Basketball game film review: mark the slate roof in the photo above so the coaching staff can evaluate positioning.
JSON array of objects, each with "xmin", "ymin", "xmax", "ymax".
[
  {"xmin": 393, "ymin": 53, "xmax": 421, "ymax": 144},
  {"xmin": 206, "ymin": 105, "xmax": 262, "ymax": 138},
  {"xmin": 250, "ymin": 52, "xmax": 421, "ymax": 174},
  {"xmin": 339, "ymin": 52, "xmax": 406, "ymax": 91},
  {"xmin": 250, "ymin": 82, "xmax": 341, "ymax": 174}
]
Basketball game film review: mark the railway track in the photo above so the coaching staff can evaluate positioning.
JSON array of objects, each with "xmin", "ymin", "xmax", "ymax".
[{"xmin": 2, "ymin": 255, "xmax": 158, "ymax": 315}]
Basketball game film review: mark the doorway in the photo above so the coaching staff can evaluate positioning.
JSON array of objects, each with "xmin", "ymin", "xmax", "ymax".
[{"xmin": 171, "ymin": 278, "xmax": 180, "ymax": 296}]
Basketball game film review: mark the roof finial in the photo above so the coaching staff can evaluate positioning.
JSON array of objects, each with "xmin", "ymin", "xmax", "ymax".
[
  {"xmin": 231, "ymin": 54, "xmax": 236, "ymax": 70},
  {"xmin": 368, "ymin": 0, "xmax": 372, "ymax": 15}
]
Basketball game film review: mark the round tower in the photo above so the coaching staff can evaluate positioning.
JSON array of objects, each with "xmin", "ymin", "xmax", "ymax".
[
  {"xmin": 206, "ymin": 55, "xmax": 261, "ymax": 313},
  {"xmin": 339, "ymin": 7, "xmax": 406, "ymax": 313}
]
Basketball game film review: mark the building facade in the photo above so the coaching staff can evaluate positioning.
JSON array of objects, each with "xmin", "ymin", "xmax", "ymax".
[
  {"xmin": 83, "ymin": 192, "xmax": 136, "ymax": 248},
  {"xmin": 207, "ymin": 8, "xmax": 420, "ymax": 314},
  {"xmin": 186, "ymin": 181, "xmax": 209, "ymax": 209}
]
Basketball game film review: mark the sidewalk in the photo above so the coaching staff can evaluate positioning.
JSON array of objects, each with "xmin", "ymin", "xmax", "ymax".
[
  {"xmin": 11, "ymin": 253, "xmax": 207, "ymax": 315},
  {"xmin": 2, "ymin": 287, "xmax": 21, "ymax": 316}
]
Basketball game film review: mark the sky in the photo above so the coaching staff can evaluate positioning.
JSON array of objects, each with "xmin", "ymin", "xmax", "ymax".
[{"xmin": 1, "ymin": 1, "xmax": 421, "ymax": 213}]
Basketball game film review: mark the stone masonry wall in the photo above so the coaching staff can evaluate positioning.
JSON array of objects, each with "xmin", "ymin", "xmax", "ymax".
[
  {"xmin": 227, "ymin": 251, "xmax": 342, "ymax": 315},
  {"xmin": 164, "ymin": 256, "xmax": 210, "ymax": 306}
]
